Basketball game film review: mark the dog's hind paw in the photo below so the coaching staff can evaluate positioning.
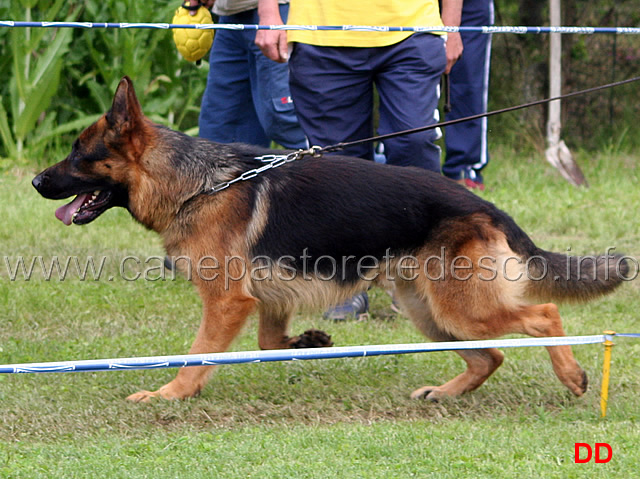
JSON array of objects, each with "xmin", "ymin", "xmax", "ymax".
[
  {"xmin": 564, "ymin": 367, "xmax": 588, "ymax": 397},
  {"xmin": 291, "ymin": 329, "xmax": 333, "ymax": 348}
]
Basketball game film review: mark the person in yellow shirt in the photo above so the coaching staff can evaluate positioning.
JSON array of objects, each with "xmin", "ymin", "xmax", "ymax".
[
  {"xmin": 256, "ymin": 1, "xmax": 462, "ymax": 319},
  {"xmin": 257, "ymin": 0, "xmax": 461, "ymax": 168}
]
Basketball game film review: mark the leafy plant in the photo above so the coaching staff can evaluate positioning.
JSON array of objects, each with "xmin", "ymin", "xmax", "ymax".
[
  {"xmin": 0, "ymin": 0, "xmax": 98, "ymax": 166},
  {"xmin": 65, "ymin": 0, "xmax": 208, "ymax": 132},
  {"xmin": 0, "ymin": 0, "xmax": 208, "ymax": 166}
]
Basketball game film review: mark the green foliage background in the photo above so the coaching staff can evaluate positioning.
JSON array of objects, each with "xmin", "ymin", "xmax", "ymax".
[
  {"xmin": 490, "ymin": 0, "xmax": 640, "ymax": 152},
  {"xmin": 0, "ymin": 0, "xmax": 209, "ymax": 169},
  {"xmin": 0, "ymin": 0, "xmax": 639, "ymax": 167}
]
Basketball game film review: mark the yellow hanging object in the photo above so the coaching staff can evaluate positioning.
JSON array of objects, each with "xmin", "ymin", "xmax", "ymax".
[{"xmin": 172, "ymin": 5, "xmax": 214, "ymax": 62}]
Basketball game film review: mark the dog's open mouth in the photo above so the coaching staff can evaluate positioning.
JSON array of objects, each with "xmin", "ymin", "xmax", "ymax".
[{"xmin": 55, "ymin": 190, "xmax": 113, "ymax": 225}]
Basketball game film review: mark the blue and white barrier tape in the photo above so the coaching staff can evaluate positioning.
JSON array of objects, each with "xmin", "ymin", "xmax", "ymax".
[
  {"xmin": 1, "ymin": 22, "xmax": 640, "ymax": 34},
  {"xmin": 0, "ymin": 334, "xmax": 609, "ymax": 374}
]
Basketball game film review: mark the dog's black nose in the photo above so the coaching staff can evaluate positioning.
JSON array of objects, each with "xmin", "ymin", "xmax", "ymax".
[
  {"xmin": 32, "ymin": 173, "xmax": 49, "ymax": 193},
  {"xmin": 32, "ymin": 174, "xmax": 42, "ymax": 191}
]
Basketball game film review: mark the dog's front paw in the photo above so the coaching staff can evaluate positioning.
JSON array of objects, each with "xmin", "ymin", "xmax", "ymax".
[
  {"xmin": 410, "ymin": 386, "xmax": 447, "ymax": 402},
  {"xmin": 126, "ymin": 381, "xmax": 202, "ymax": 402},
  {"xmin": 126, "ymin": 390, "xmax": 160, "ymax": 403},
  {"xmin": 290, "ymin": 329, "xmax": 333, "ymax": 348}
]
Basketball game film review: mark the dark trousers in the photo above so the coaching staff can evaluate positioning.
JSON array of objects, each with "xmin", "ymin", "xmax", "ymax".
[
  {"xmin": 442, "ymin": 0, "xmax": 494, "ymax": 182},
  {"xmin": 288, "ymin": 33, "xmax": 447, "ymax": 171}
]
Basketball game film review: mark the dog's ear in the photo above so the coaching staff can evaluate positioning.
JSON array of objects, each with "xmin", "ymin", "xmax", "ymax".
[{"xmin": 107, "ymin": 76, "xmax": 144, "ymax": 133}]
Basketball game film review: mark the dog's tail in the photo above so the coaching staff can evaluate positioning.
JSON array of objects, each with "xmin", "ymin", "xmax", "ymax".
[{"xmin": 525, "ymin": 248, "xmax": 630, "ymax": 302}]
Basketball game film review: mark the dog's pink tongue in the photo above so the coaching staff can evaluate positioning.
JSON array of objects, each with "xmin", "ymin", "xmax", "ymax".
[{"xmin": 55, "ymin": 194, "xmax": 89, "ymax": 226}]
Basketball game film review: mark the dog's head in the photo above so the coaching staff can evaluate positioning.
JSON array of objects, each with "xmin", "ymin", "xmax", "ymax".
[{"xmin": 32, "ymin": 76, "xmax": 148, "ymax": 225}]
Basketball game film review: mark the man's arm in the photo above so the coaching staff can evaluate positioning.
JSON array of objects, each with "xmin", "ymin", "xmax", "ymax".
[
  {"xmin": 255, "ymin": 0, "xmax": 289, "ymax": 62},
  {"xmin": 441, "ymin": 0, "xmax": 463, "ymax": 73}
]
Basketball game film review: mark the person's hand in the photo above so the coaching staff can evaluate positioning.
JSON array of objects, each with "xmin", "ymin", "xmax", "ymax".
[
  {"xmin": 445, "ymin": 31, "xmax": 463, "ymax": 74},
  {"xmin": 255, "ymin": 1, "xmax": 288, "ymax": 62},
  {"xmin": 185, "ymin": 0, "xmax": 215, "ymax": 16},
  {"xmin": 440, "ymin": 0, "xmax": 463, "ymax": 73},
  {"xmin": 255, "ymin": 29, "xmax": 289, "ymax": 63}
]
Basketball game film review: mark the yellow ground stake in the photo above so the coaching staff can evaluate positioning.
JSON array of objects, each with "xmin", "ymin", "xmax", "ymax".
[{"xmin": 600, "ymin": 331, "xmax": 615, "ymax": 418}]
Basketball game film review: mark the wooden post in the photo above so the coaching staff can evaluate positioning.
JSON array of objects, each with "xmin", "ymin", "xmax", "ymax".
[
  {"xmin": 547, "ymin": 0, "xmax": 562, "ymax": 150},
  {"xmin": 545, "ymin": 0, "xmax": 588, "ymax": 187}
]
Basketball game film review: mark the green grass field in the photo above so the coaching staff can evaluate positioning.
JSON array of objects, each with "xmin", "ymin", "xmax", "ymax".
[{"xmin": 1, "ymin": 148, "xmax": 639, "ymax": 477}]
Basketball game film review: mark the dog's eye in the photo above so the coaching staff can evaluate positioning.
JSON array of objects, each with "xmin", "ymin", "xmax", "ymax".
[
  {"xmin": 71, "ymin": 142, "xmax": 111, "ymax": 167},
  {"xmin": 70, "ymin": 140, "xmax": 81, "ymax": 156},
  {"xmin": 69, "ymin": 141, "xmax": 81, "ymax": 163}
]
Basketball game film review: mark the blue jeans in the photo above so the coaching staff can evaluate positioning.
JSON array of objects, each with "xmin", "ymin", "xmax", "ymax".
[
  {"xmin": 199, "ymin": 5, "xmax": 307, "ymax": 149},
  {"xmin": 288, "ymin": 34, "xmax": 446, "ymax": 171}
]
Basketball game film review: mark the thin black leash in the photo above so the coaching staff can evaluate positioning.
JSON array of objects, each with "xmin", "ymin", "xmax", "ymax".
[
  {"xmin": 201, "ymin": 75, "xmax": 640, "ymax": 197},
  {"xmin": 319, "ymin": 75, "xmax": 640, "ymax": 154}
]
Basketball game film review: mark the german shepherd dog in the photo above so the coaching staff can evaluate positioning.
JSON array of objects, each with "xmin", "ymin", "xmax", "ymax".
[{"xmin": 33, "ymin": 77, "xmax": 628, "ymax": 403}]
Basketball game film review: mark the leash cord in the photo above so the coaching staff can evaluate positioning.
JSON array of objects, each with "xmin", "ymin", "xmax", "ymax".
[
  {"xmin": 201, "ymin": 75, "xmax": 639, "ymax": 195},
  {"xmin": 320, "ymin": 75, "xmax": 640, "ymax": 154}
]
